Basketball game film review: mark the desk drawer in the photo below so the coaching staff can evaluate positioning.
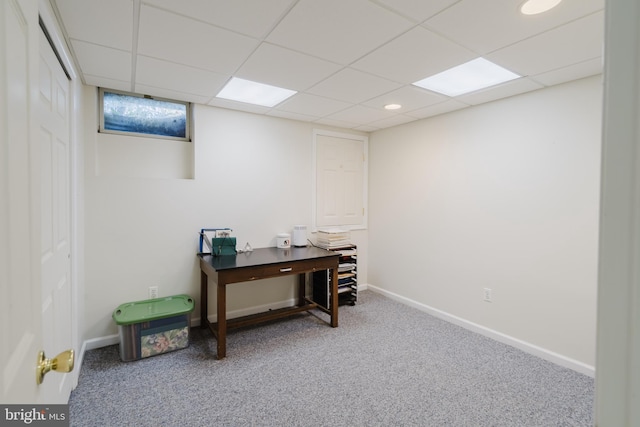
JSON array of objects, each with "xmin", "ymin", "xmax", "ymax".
[{"xmin": 220, "ymin": 257, "xmax": 337, "ymax": 283}]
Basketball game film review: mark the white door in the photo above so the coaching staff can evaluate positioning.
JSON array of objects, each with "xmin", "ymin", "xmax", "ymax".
[
  {"xmin": 314, "ymin": 131, "xmax": 367, "ymax": 228},
  {"xmin": 0, "ymin": 0, "xmax": 75, "ymax": 404},
  {"xmin": 38, "ymin": 26, "xmax": 74, "ymax": 403},
  {"xmin": 0, "ymin": 0, "xmax": 43, "ymax": 403}
]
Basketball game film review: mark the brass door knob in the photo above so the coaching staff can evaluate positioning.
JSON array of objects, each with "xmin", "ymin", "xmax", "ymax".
[{"xmin": 36, "ymin": 349, "xmax": 74, "ymax": 385}]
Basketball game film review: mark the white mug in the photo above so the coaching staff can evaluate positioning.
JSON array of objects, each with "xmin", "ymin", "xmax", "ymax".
[{"xmin": 276, "ymin": 233, "xmax": 291, "ymax": 249}]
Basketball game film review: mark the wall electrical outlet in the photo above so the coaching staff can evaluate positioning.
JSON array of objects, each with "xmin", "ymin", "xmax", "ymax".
[
  {"xmin": 483, "ymin": 288, "xmax": 492, "ymax": 302},
  {"xmin": 149, "ymin": 286, "xmax": 159, "ymax": 299}
]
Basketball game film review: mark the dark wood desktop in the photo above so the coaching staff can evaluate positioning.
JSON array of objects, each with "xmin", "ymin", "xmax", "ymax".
[{"xmin": 198, "ymin": 246, "xmax": 340, "ymax": 359}]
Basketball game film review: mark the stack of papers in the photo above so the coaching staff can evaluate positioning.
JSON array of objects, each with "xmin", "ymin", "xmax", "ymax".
[{"xmin": 316, "ymin": 228, "xmax": 351, "ymax": 249}]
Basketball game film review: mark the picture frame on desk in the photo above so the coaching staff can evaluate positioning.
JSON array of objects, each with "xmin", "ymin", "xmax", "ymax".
[{"xmin": 198, "ymin": 228, "xmax": 233, "ymax": 253}]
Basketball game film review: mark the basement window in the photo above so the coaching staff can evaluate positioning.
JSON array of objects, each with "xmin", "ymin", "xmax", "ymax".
[{"xmin": 99, "ymin": 88, "xmax": 191, "ymax": 141}]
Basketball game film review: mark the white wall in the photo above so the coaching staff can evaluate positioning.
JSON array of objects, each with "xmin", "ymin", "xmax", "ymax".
[
  {"xmin": 83, "ymin": 91, "xmax": 367, "ymax": 340},
  {"xmin": 368, "ymin": 76, "xmax": 602, "ymax": 369},
  {"xmin": 82, "ymin": 75, "xmax": 600, "ymax": 369}
]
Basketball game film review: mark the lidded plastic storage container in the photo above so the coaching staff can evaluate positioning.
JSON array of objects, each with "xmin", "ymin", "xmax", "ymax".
[{"xmin": 113, "ymin": 294, "xmax": 194, "ymax": 361}]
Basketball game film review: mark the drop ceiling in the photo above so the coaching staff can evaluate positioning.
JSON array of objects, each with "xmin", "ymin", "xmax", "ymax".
[{"xmin": 52, "ymin": 0, "xmax": 604, "ymax": 131}]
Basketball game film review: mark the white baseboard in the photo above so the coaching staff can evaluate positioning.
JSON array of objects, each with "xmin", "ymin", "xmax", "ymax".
[
  {"xmin": 366, "ymin": 285, "xmax": 595, "ymax": 378},
  {"xmin": 84, "ymin": 334, "xmax": 119, "ymax": 351},
  {"xmin": 79, "ymin": 286, "xmax": 593, "ymax": 380}
]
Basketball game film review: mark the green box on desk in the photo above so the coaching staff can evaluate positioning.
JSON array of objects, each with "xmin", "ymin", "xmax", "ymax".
[{"xmin": 113, "ymin": 294, "xmax": 194, "ymax": 362}]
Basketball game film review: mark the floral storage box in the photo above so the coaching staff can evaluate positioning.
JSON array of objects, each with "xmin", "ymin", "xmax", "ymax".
[{"xmin": 113, "ymin": 294, "xmax": 194, "ymax": 362}]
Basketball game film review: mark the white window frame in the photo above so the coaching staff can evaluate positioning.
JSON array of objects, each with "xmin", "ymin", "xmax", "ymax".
[
  {"xmin": 98, "ymin": 88, "xmax": 191, "ymax": 142},
  {"xmin": 312, "ymin": 129, "xmax": 368, "ymax": 231}
]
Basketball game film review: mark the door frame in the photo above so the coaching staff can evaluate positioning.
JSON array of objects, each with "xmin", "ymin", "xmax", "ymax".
[{"xmin": 596, "ymin": 0, "xmax": 640, "ymax": 424}]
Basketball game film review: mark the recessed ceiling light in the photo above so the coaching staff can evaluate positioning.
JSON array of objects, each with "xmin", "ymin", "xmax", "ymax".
[
  {"xmin": 216, "ymin": 77, "xmax": 297, "ymax": 107},
  {"xmin": 520, "ymin": 0, "xmax": 562, "ymax": 15},
  {"xmin": 412, "ymin": 58, "xmax": 520, "ymax": 97},
  {"xmin": 384, "ymin": 104, "xmax": 402, "ymax": 110}
]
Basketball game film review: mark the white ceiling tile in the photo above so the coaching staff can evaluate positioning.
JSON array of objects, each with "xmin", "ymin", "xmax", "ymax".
[
  {"xmin": 236, "ymin": 43, "xmax": 342, "ymax": 91},
  {"xmin": 325, "ymin": 105, "xmax": 393, "ymax": 124},
  {"xmin": 83, "ymin": 75, "xmax": 131, "ymax": 92},
  {"xmin": 456, "ymin": 77, "xmax": 543, "ymax": 105},
  {"xmin": 142, "ymin": 0, "xmax": 296, "ymax": 38},
  {"xmin": 71, "ymin": 40, "xmax": 131, "ymax": 83},
  {"xmin": 266, "ymin": 110, "xmax": 320, "ymax": 122},
  {"xmin": 137, "ymin": 5, "xmax": 259, "ymax": 74},
  {"xmin": 532, "ymin": 59, "xmax": 603, "ymax": 87},
  {"xmin": 405, "ymin": 99, "xmax": 469, "ymax": 119},
  {"xmin": 352, "ymin": 26, "xmax": 476, "ymax": 83},
  {"xmin": 368, "ymin": 114, "xmax": 417, "ymax": 129},
  {"xmin": 266, "ymin": 0, "xmax": 414, "ymax": 65},
  {"xmin": 54, "ymin": 0, "xmax": 133, "ymax": 50},
  {"xmin": 353, "ymin": 125, "xmax": 380, "ymax": 132},
  {"xmin": 307, "ymin": 68, "xmax": 402, "ymax": 104},
  {"xmin": 135, "ymin": 84, "xmax": 213, "ymax": 104},
  {"xmin": 275, "ymin": 93, "xmax": 350, "ymax": 117},
  {"xmin": 373, "ymin": 0, "xmax": 460, "ymax": 23},
  {"xmin": 314, "ymin": 117, "xmax": 362, "ymax": 129},
  {"xmin": 136, "ymin": 56, "xmax": 228, "ymax": 98},
  {"xmin": 486, "ymin": 11, "xmax": 604, "ymax": 77},
  {"xmin": 424, "ymin": 0, "xmax": 604, "ymax": 55},
  {"xmin": 363, "ymin": 85, "xmax": 448, "ymax": 112},
  {"xmin": 207, "ymin": 97, "xmax": 271, "ymax": 115}
]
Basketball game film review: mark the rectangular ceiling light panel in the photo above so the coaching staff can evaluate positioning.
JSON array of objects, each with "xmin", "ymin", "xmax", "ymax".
[
  {"xmin": 413, "ymin": 58, "xmax": 521, "ymax": 97},
  {"xmin": 216, "ymin": 77, "xmax": 297, "ymax": 107}
]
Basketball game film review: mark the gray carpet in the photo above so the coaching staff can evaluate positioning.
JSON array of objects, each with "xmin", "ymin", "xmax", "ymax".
[{"xmin": 69, "ymin": 291, "xmax": 594, "ymax": 426}]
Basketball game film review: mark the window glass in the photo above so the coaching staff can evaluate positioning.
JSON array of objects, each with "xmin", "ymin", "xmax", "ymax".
[{"xmin": 100, "ymin": 89, "xmax": 190, "ymax": 140}]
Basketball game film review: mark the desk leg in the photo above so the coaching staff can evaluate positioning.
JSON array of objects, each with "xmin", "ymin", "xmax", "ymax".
[
  {"xmin": 200, "ymin": 270, "xmax": 208, "ymax": 329},
  {"xmin": 297, "ymin": 273, "xmax": 306, "ymax": 307},
  {"xmin": 330, "ymin": 267, "xmax": 338, "ymax": 327},
  {"xmin": 217, "ymin": 281, "xmax": 227, "ymax": 359}
]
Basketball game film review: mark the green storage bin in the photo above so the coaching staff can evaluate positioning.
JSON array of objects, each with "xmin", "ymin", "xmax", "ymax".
[{"xmin": 113, "ymin": 294, "xmax": 194, "ymax": 361}]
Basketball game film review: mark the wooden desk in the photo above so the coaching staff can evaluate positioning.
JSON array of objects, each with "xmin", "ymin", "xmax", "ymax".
[{"xmin": 198, "ymin": 246, "xmax": 340, "ymax": 359}]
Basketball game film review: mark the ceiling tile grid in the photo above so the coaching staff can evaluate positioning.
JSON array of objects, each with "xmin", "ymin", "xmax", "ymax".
[
  {"xmin": 234, "ymin": 43, "xmax": 342, "ymax": 91},
  {"xmin": 306, "ymin": 68, "xmax": 403, "ymax": 104},
  {"xmin": 55, "ymin": 0, "xmax": 134, "ymax": 51},
  {"xmin": 70, "ymin": 40, "xmax": 132, "ymax": 83},
  {"xmin": 135, "ymin": 55, "xmax": 229, "ymax": 99},
  {"xmin": 372, "ymin": 0, "xmax": 461, "ymax": 23},
  {"xmin": 136, "ymin": 5, "xmax": 260, "ymax": 75},
  {"xmin": 363, "ymin": 86, "xmax": 448, "ymax": 112},
  {"xmin": 485, "ymin": 11, "xmax": 605, "ymax": 77},
  {"xmin": 265, "ymin": 0, "xmax": 415, "ymax": 65},
  {"xmin": 350, "ymin": 26, "xmax": 478, "ymax": 84},
  {"xmin": 52, "ymin": 0, "xmax": 605, "ymax": 131},
  {"xmin": 142, "ymin": 0, "xmax": 297, "ymax": 39},
  {"xmin": 275, "ymin": 93, "xmax": 352, "ymax": 118}
]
